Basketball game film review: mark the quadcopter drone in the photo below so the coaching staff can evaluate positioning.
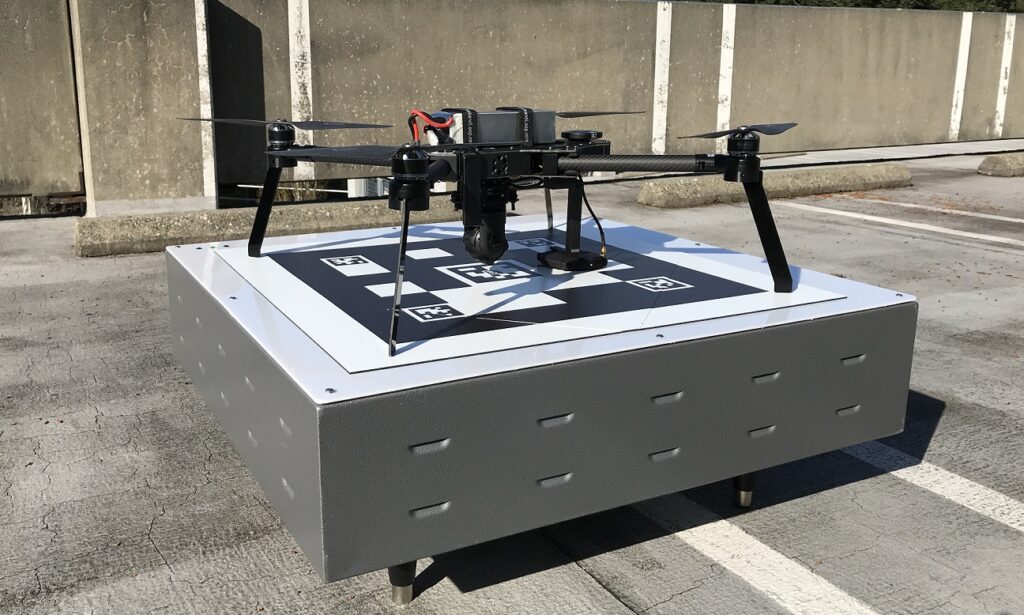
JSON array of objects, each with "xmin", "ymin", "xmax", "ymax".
[{"xmin": 185, "ymin": 109, "xmax": 797, "ymax": 355}]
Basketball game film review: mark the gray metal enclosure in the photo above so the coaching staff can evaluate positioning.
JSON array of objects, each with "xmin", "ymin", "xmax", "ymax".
[{"xmin": 167, "ymin": 233, "xmax": 916, "ymax": 582}]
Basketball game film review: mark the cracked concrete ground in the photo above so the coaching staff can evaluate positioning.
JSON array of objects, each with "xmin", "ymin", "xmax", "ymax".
[{"xmin": 2, "ymin": 156, "xmax": 1023, "ymax": 614}]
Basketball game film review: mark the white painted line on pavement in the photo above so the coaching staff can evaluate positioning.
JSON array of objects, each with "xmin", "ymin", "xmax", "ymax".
[
  {"xmin": 839, "ymin": 196, "xmax": 1024, "ymax": 224},
  {"xmin": 845, "ymin": 441, "xmax": 1024, "ymax": 534},
  {"xmin": 776, "ymin": 201, "xmax": 1024, "ymax": 248},
  {"xmin": 994, "ymin": 14, "xmax": 1017, "ymax": 138},
  {"xmin": 651, "ymin": 1, "xmax": 673, "ymax": 155},
  {"xmin": 715, "ymin": 4, "xmax": 736, "ymax": 155},
  {"xmin": 638, "ymin": 495, "xmax": 880, "ymax": 615},
  {"xmin": 948, "ymin": 12, "xmax": 973, "ymax": 141}
]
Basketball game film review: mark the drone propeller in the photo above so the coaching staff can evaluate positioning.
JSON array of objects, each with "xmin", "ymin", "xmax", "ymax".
[
  {"xmin": 681, "ymin": 122, "xmax": 798, "ymax": 139},
  {"xmin": 179, "ymin": 117, "xmax": 392, "ymax": 130},
  {"xmin": 556, "ymin": 110, "xmax": 645, "ymax": 119}
]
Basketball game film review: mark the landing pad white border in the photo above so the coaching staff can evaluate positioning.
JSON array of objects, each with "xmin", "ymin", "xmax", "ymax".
[
  {"xmin": 214, "ymin": 217, "xmax": 844, "ymax": 373},
  {"xmin": 169, "ymin": 215, "xmax": 915, "ymax": 404}
]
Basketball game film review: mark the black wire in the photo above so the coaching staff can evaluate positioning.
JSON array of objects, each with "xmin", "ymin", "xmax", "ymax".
[
  {"xmin": 406, "ymin": 115, "xmax": 418, "ymax": 141},
  {"xmin": 579, "ymin": 180, "xmax": 607, "ymax": 257}
]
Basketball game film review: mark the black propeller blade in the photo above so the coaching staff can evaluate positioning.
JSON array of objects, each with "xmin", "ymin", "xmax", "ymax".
[
  {"xmin": 179, "ymin": 117, "xmax": 392, "ymax": 130},
  {"xmin": 681, "ymin": 122, "xmax": 798, "ymax": 139},
  {"xmin": 555, "ymin": 111, "xmax": 646, "ymax": 119}
]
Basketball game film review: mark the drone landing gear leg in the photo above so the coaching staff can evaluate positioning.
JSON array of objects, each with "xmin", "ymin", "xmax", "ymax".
[
  {"xmin": 544, "ymin": 187, "xmax": 554, "ymax": 235},
  {"xmin": 538, "ymin": 178, "xmax": 607, "ymax": 271},
  {"xmin": 733, "ymin": 472, "xmax": 755, "ymax": 509},
  {"xmin": 743, "ymin": 181, "xmax": 793, "ymax": 293},
  {"xmin": 388, "ymin": 561, "xmax": 416, "ymax": 605},
  {"xmin": 387, "ymin": 201, "xmax": 413, "ymax": 357},
  {"xmin": 247, "ymin": 166, "xmax": 284, "ymax": 257}
]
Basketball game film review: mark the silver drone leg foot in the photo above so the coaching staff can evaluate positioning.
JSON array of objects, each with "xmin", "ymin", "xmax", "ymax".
[
  {"xmin": 388, "ymin": 561, "xmax": 416, "ymax": 606},
  {"xmin": 391, "ymin": 584, "xmax": 413, "ymax": 606},
  {"xmin": 733, "ymin": 473, "xmax": 755, "ymax": 509}
]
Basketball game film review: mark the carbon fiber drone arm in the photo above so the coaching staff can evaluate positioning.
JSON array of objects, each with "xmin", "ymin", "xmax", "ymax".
[
  {"xmin": 267, "ymin": 145, "xmax": 399, "ymax": 167},
  {"xmin": 557, "ymin": 154, "xmax": 722, "ymax": 174}
]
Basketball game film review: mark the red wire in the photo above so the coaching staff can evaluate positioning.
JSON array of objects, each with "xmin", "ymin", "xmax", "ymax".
[
  {"xmin": 410, "ymin": 108, "xmax": 454, "ymax": 129},
  {"xmin": 408, "ymin": 108, "xmax": 455, "ymax": 143}
]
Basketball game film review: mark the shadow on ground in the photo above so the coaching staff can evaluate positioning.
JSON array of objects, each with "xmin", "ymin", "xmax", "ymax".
[{"xmin": 413, "ymin": 389, "xmax": 945, "ymax": 597}]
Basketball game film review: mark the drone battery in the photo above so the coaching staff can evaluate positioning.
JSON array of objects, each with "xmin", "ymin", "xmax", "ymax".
[
  {"xmin": 436, "ymin": 108, "xmax": 557, "ymax": 145},
  {"xmin": 526, "ymin": 109, "xmax": 557, "ymax": 144},
  {"xmin": 475, "ymin": 111, "xmax": 519, "ymax": 143}
]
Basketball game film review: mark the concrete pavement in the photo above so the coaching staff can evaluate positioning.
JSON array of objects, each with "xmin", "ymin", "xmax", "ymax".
[{"xmin": 2, "ymin": 156, "xmax": 1023, "ymax": 614}]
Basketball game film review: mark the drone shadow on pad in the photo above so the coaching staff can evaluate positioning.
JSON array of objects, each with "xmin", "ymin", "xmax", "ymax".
[{"xmin": 411, "ymin": 389, "xmax": 944, "ymax": 598}]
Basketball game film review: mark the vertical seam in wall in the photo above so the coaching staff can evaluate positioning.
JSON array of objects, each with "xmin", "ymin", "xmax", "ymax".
[
  {"xmin": 948, "ymin": 12, "xmax": 973, "ymax": 142},
  {"xmin": 716, "ymin": 4, "xmax": 737, "ymax": 155},
  {"xmin": 994, "ymin": 14, "xmax": 1016, "ymax": 138},
  {"xmin": 651, "ymin": 1, "xmax": 673, "ymax": 155},
  {"xmin": 193, "ymin": 0, "xmax": 218, "ymax": 201},
  {"xmin": 289, "ymin": 0, "xmax": 315, "ymax": 181},
  {"xmin": 67, "ymin": 0, "xmax": 96, "ymax": 216}
]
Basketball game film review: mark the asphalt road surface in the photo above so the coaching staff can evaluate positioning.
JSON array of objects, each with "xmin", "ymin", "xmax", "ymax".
[{"xmin": 2, "ymin": 155, "xmax": 1022, "ymax": 614}]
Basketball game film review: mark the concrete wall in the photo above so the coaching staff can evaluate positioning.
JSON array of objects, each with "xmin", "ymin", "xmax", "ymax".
[
  {"xmin": 0, "ymin": 2, "xmax": 82, "ymax": 195},
  {"xmin": 665, "ymin": 3, "xmax": 723, "ymax": 153},
  {"xmin": 3, "ymin": 1, "xmax": 1024, "ymax": 213},
  {"xmin": 961, "ymin": 13, "xmax": 1008, "ymax": 140},
  {"xmin": 1001, "ymin": 16, "xmax": 1024, "ymax": 136},
  {"xmin": 68, "ymin": 0, "xmax": 216, "ymax": 215},
  {"xmin": 730, "ymin": 7, "xmax": 962, "ymax": 154},
  {"xmin": 306, "ymin": 0, "xmax": 657, "ymax": 175}
]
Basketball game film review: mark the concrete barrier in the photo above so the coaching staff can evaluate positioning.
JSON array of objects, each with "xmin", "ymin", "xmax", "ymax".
[
  {"xmin": 3, "ymin": 2, "xmax": 1023, "ymax": 212},
  {"xmin": 75, "ymin": 198, "xmax": 461, "ymax": 257},
  {"xmin": 977, "ymin": 152, "xmax": 1024, "ymax": 176},
  {"xmin": 636, "ymin": 163, "xmax": 913, "ymax": 209}
]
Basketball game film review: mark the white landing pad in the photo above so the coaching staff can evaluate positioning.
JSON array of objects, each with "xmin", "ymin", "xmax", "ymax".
[{"xmin": 214, "ymin": 216, "xmax": 844, "ymax": 373}]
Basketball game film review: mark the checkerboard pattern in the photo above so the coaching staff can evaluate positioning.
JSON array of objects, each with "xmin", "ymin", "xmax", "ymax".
[{"xmin": 270, "ymin": 230, "xmax": 764, "ymax": 344}]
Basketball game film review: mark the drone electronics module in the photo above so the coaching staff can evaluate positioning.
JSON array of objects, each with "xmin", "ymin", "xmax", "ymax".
[{"xmin": 168, "ymin": 107, "xmax": 918, "ymax": 604}]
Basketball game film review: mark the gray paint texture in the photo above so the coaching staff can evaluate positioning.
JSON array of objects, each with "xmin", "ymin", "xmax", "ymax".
[
  {"xmin": 168, "ymin": 255, "xmax": 327, "ymax": 577},
  {"xmin": 0, "ymin": 2, "xmax": 82, "ymax": 195}
]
